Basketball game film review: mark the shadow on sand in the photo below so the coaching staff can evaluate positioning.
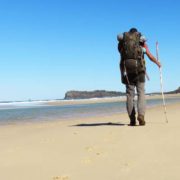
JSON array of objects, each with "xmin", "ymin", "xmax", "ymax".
[{"xmin": 72, "ymin": 122, "xmax": 126, "ymax": 127}]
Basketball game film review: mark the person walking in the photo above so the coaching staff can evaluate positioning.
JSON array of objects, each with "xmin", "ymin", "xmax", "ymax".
[{"xmin": 117, "ymin": 28, "xmax": 161, "ymax": 126}]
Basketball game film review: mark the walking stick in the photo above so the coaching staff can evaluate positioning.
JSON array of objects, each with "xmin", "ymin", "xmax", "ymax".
[{"xmin": 156, "ymin": 42, "xmax": 168, "ymax": 123}]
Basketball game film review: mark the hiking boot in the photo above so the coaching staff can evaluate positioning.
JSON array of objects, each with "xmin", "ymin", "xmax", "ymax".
[
  {"xmin": 129, "ymin": 108, "xmax": 136, "ymax": 126},
  {"xmin": 130, "ymin": 120, "xmax": 136, "ymax": 126},
  {"xmin": 137, "ymin": 114, "xmax": 145, "ymax": 126}
]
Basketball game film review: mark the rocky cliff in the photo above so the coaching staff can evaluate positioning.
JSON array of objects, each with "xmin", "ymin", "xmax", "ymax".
[
  {"xmin": 64, "ymin": 87, "xmax": 180, "ymax": 100},
  {"xmin": 165, "ymin": 87, "xmax": 180, "ymax": 94},
  {"xmin": 64, "ymin": 90, "xmax": 126, "ymax": 100}
]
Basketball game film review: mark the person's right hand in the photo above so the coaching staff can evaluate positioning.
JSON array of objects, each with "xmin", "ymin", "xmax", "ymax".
[{"xmin": 157, "ymin": 61, "xmax": 162, "ymax": 68}]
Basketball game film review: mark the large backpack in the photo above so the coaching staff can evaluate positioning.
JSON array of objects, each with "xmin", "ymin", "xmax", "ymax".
[
  {"xmin": 122, "ymin": 32, "xmax": 142, "ymax": 60},
  {"xmin": 121, "ymin": 32, "xmax": 145, "ymax": 74}
]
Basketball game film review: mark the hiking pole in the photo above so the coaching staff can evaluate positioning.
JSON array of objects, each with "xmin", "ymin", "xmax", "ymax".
[
  {"xmin": 156, "ymin": 42, "xmax": 168, "ymax": 123},
  {"xmin": 145, "ymin": 72, "xmax": 150, "ymax": 81}
]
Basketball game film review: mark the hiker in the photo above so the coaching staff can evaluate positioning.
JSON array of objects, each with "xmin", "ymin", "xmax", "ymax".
[{"xmin": 117, "ymin": 28, "xmax": 161, "ymax": 126}]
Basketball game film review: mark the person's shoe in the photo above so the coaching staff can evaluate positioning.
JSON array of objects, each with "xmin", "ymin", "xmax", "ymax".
[
  {"xmin": 129, "ymin": 115, "xmax": 136, "ymax": 126},
  {"xmin": 130, "ymin": 120, "xmax": 136, "ymax": 126},
  {"xmin": 137, "ymin": 114, "xmax": 145, "ymax": 126},
  {"xmin": 129, "ymin": 107, "xmax": 136, "ymax": 126}
]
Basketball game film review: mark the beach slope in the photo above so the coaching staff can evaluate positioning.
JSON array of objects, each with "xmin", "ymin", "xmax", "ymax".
[{"xmin": 0, "ymin": 103, "xmax": 180, "ymax": 180}]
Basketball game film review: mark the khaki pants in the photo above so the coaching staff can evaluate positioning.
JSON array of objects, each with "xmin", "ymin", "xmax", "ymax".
[{"xmin": 126, "ymin": 82, "xmax": 146, "ymax": 117}]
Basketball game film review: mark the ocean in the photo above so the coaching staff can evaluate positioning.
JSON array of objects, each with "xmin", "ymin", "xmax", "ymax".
[{"xmin": 0, "ymin": 96, "xmax": 180, "ymax": 125}]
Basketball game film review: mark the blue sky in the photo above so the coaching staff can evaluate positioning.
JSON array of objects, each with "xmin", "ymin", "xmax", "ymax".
[{"xmin": 0, "ymin": 0, "xmax": 179, "ymax": 101}]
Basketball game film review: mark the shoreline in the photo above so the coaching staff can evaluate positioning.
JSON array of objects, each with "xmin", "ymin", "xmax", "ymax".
[
  {"xmin": 0, "ymin": 95, "xmax": 180, "ymax": 127},
  {"xmin": 47, "ymin": 93, "xmax": 180, "ymax": 106},
  {"xmin": 0, "ymin": 100, "xmax": 179, "ymax": 128},
  {"xmin": 0, "ymin": 93, "xmax": 179, "ymax": 107},
  {"xmin": 1, "ymin": 101, "xmax": 180, "ymax": 128}
]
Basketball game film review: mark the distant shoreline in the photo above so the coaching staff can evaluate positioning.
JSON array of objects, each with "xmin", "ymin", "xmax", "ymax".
[
  {"xmin": 47, "ymin": 93, "xmax": 180, "ymax": 106},
  {"xmin": 0, "ymin": 93, "xmax": 180, "ymax": 107}
]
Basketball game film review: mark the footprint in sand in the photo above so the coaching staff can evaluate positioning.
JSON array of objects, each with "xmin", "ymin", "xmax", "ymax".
[
  {"xmin": 52, "ymin": 175, "xmax": 69, "ymax": 180},
  {"xmin": 120, "ymin": 163, "xmax": 130, "ymax": 173},
  {"xmin": 81, "ymin": 157, "xmax": 93, "ymax": 164},
  {"xmin": 85, "ymin": 146, "xmax": 94, "ymax": 152},
  {"xmin": 40, "ymin": 138, "xmax": 55, "ymax": 144},
  {"xmin": 85, "ymin": 146, "xmax": 107, "ymax": 158},
  {"xmin": 73, "ymin": 131, "xmax": 78, "ymax": 135}
]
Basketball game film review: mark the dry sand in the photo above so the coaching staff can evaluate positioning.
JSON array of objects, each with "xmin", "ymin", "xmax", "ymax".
[{"xmin": 0, "ymin": 102, "xmax": 180, "ymax": 180}]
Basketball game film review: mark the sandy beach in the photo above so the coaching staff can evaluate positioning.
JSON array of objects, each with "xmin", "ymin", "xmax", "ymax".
[{"xmin": 1, "ymin": 102, "xmax": 180, "ymax": 180}]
